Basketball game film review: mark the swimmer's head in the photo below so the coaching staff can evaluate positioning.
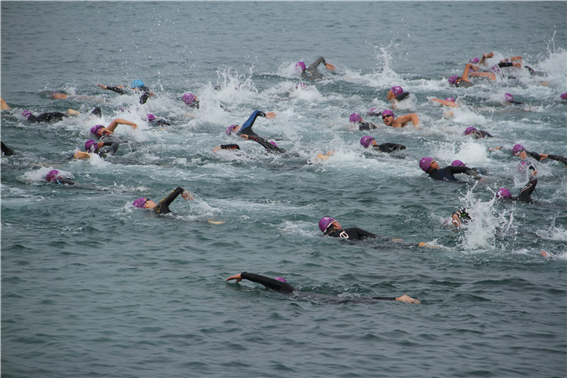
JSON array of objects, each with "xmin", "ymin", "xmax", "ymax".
[
  {"xmin": 382, "ymin": 109, "xmax": 395, "ymax": 126},
  {"xmin": 132, "ymin": 198, "xmax": 147, "ymax": 208},
  {"xmin": 131, "ymin": 79, "xmax": 145, "ymax": 89},
  {"xmin": 360, "ymin": 136, "xmax": 375, "ymax": 149},
  {"xmin": 470, "ymin": 57, "xmax": 480, "ymax": 64},
  {"xmin": 21, "ymin": 110, "xmax": 32, "ymax": 119},
  {"xmin": 182, "ymin": 92, "xmax": 196, "ymax": 105},
  {"xmin": 46, "ymin": 170, "xmax": 59, "ymax": 182},
  {"xmin": 448, "ymin": 76, "xmax": 460, "ymax": 85},
  {"xmin": 367, "ymin": 108, "xmax": 381, "ymax": 116},
  {"xmin": 512, "ymin": 144, "xmax": 525, "ymax": 156},
  {"xmin": 226, "ymin": 125, "xmax": 239, "ymax": 135},
  {"xmin": 419, "ymin": 157, "xmax": 434, "ymax": 173},
  {"xmin": 561, "ymin": 93, "xmax": 567, "ymax": 100},
  {"xmin": 349, "ymin": 113, "xmax": 362, "ymax": 123},
  {"xmin": 319, "ymin": 217, "xmax": 336, "ymax": 233},
  {"xmin": 451, "ymin": 160, "xmax": 466, "ymax": 167},
  {"xmin": 85, "ymin": 139, "xmax": 98, "ymax": 153},
  {"xmin": 295, "ymin": 61, "xmax": 306, "ymax": 71},
  {"xmin": 464, "ymin": 126, "xmax": 478, "ymax": 136},
  {"xmin": 504, "ymin": 93, "xmax": 514, "ymax": 103},
  {"xmin": 146, "ymin": 113, "xmax": 156, "ymax": 122},
  {"xmin": 90, "ymin": 125, "xmax": 104, "ymax": 136},
  {"xmin": 269, "ymin": 141, "xmax": 278, "ymax": 147},
  {"xmin": 445, "ymin": 97, "xmax": 455, "ymax": 102},
  {"xmin": 496, "ymin": 188, "xmax": 512, "ymax": 199},
  {"xmin": 390, "ymin": 86, "xmax": 403, "ymax": 97},
  {"xmin": 274, "ymin": 277, "xmax": 287, "ymax": 283}
]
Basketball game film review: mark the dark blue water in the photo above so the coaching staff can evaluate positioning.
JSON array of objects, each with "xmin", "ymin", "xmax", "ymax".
[{"xmin": 2, "ymin": 2, "xmax": 566, "ymax": 377}]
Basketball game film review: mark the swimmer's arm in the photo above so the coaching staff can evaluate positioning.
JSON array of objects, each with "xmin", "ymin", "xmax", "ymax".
[
  {"xmin": 397, "ymin": 113, "xmax": 420, "ymax": 129},
  {"xmin": 538, "ymin": 153, "xmax": 548, "ymax": 161},
  {"xmin": 432, "ymin": 99, "xmax": 457, "ymax": 108},
  {"xmin": 395, "ymin": 295, "xmax": 420, "ymax": 304},
  {"xmin": 97, "ymin": 84, "xmax": 128, "ymax": 94},
  {"xmin": 451, "ymin": 212, "xmax": 461, "ymax": 227},
  {"xmin": 73, "ymin": 151, "xmax": 92, "ymax": 159},
  {"xmin": 107, "ymin": 118, "xmax": 138, "ymax": 132},
  {"xmin": 1, "ymin": 97, "xmax": 10, "ymax": 110},
  {"xmin": 212, "ymin": 146, "xmax": 221, "ymax": 153}
]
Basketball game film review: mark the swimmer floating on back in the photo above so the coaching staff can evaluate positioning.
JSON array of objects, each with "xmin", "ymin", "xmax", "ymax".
[{"xmin": 226, "ymin": 272, "xmax": 420, "ymax": 304}]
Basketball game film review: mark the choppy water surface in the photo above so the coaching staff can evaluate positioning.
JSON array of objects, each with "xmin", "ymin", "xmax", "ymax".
[{"xmin": 2, "ymin": 2, "xmax": 566, "ymax": 377}]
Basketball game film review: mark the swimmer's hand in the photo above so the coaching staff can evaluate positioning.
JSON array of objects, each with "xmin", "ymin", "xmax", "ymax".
[
  {"xmin": 451, "ymin": 214, "xmax": 461, "ymax": 227},
  {"xmin": 325, "ymin": 63, "xmax": 335, "ymax": 71},
  {"xmin": 226, "ymin": 273, "xmax": 242, "ymax": 283},
  {"xmin": 396, "ymin": 295, "xmax": 420, "ymax": 304},
  {"xmin": 182, "ymin": 190, "xmax": 194, "ymax": 201},
  {"xmin": 419, "ymin": 242, "xmax": 440, "ymax": 249},
  {"xmin": 489, "ymin": 146, "xmax": 503, "ymax": 152},
  {"xmin": 97, "ymin": 84, "xmax": 108, "ymax": 89},
  {"xmin": 265, "ymin": 112, "xmax": 276, "ymax": 119},
  {"xmin": 540, "ymin": 251, "xmax": 553, "ymax": 258}
]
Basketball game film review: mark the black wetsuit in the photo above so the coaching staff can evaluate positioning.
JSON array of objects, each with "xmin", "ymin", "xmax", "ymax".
[
  {"xmin": 301, "ymin": 57, "xmax": 327, "ymax": 81},
  {"xmin": 220, "ymin": 144, "xmax": 240, "ymax": 150},
  {"xmin": 1, "ymin": 141, "xmax": 15, "ymax": 156},
  {"xmin": 395, "ymin": 92, "xmax": 410, "ymax": 102},
  {"xmin": 372, "ymin": 143, "xmax": 406, "ymax": 153},
  {"xmin": 359, "ymin": 121, "xmax": 378, "ymax": 131},
  {"xmin": 51, "ymin": 178, "xmax": 75, "ymax": 185},
  {"xmin": 97, "ymin": 141, "xmax": 120, "ymax": 158},
  {"xmin": 238, "ymin": 111, "xmax": 286, "ymax": 154},
  {"xmin": 106, "ymin": 85, "xmax": 152, "ymax": 105},
  {"xmin": 471, "ymin": 130, "xmax": 493, "ymax": 139},
  {"xmin": 237, "ymin": 272, "xmax": 399, "ymax": 302},
  {"xmin": 427, "ymin": 166, "xmax": 480, "ymax": 182},
  {"xmin": 326, "ymin": 227, "xmax": 377, "ymax": 241},
  {"xmin": 27, "ymin": 112, "xmax": 67, "ymax": 123},
  {"xmin": 149, "ymin": 119, "xmax": 171, "ymax": 126},
  {"xmin": 153, "ymin": 186, "xmax": 186, "ymax": 215},
  {"xmin": 456, "ymin": 81, "xmax": 474, "ymax": 88}
]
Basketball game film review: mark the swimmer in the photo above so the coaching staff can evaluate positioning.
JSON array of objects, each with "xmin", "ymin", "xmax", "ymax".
[
  {"xmin": 97, "ymin": 79, "xmax": 154, "ymax": 104},
  {"xmin": 296, "ymin": 57, "xmax": 335, "ymax": 81},
  {"xmin": 21, "ymin": 109, "xmax": 80, "ymax": 123},
  {"xmin": 497, "ymin": 174, "xmax": 538, "ymax": 203},
  {"xmin": 431, "ymin": 97, "xmax": 458, "ymax": 108},
  {"xmin": 450, "ymin": 208, "xmax": 471, "ymax": 227},
  {"xmin": 349, "ymin": 113, "xmax": 378, "ymax": 131},
  {"xmin": 512, "ymin": 144, "xmax": 567, "ymax": 167},
  {"xmin": 1, "ymin": 141, "xmax": 16, "ymax": 156},
  {"xmin": 226, "ymin": 110, "xmax": 286, "ymax": 154},
  {"xmin": 45, "ymin": 169, "xmax": 74, "ymax": 185},
  {"xmin": 226, "ymin": 272, "xmax": 420, "ymax": 304},
  {"xmin": 502, "ymin": 93, "xmax": 523, "ymax": 105},
  {"xmin": 182, "ymin": 93, "xmax": 200, "ymax": 109},
  {"xmin": 451, "ymin": 160, "xmax": 488, "ymax": 176},
  {"xmin": 387, "ymin": 86, "xmax": 411, "ymax": 110},
  {"xmin": 72, "ymin": 139, "xmax": 120, "ymax": 159},
  {"xmin": 212, "ymin": 144, "xmax": 241, "ymax": 153},
  {"xmin": 381, "ymin": 109, "xmax": 420, "ymax": 129},
  {"xmin": 419, "ymin": 157, "xmax": 485, "ymax": 182},
  {"xmin": 448, "ymin": 63, "xmax": 498, "ymax": 88},
  {"xmin": 145, "ymin": 113, "xmax": 171, "ymax": 126},
  {"xmin": 360, "ymin": 136, "xmax": 406, "ymax": 153},
  {"xmin": 319, "ymin": 217, "xmax": 382, "ymax": 241},
  {"xmin": 1, "ymin": 97, "xmax": 11, "ymax": 110},
  {"xmin": 133, "ymin": 187, "xmax": 193, "ymax": 215},
  {"xmin": 464, "ymin": 126, "xmax": 493, "ymax": 139},
  {"xmin": 90, "ymin": 118, "xmax": 138, "ymax": 140}
]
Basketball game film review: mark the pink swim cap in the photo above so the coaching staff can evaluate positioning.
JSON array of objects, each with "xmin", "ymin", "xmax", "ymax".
[
  {"xmin": 561, "ymin": 93, "xmax": 567, "ymax": 100},
  {"xmin": 46, "ymin": 170, "xmax": 59, "ymax": 182},
  {"xmin": 497, "ymin": 188, "xmax": 512, "ymax": 199},
  {"xmin": 448, "ymin": 76, "xmax": 459, "ymax": 85},
  {"xmin": 360, "ymin": 136, "xmax": 374, "ymax": 148},
  {"xmin": 183, "ymin": 93, "xmax": 196, "ymax": 105},
  {"xmin": 451, "ymin": 160, "xmax": 466, "ymax": 167},
  {"xmin": 470, "ymin": 57, "xmax": 480, "ymax": 64},
  {"xmin": 85, "ymin": 139, "xmax": 98, "ymax": 153},
  {"xmin": 274, "ymin": 277, "xmax": 287, "ymax": 283},
  {"xmin": 382, "ymin": 109, "xmax": 394, "ymax": 117},
  {"xmin": 296, "ymin": 61, "xmax": 306, "ymax": 71},
  {"xmin": 226, "ymin": 125, "xmax": 238, "ymax": 135},
  {"xmin": 133, "ymin": 198, "xmax": 147, "ymax": 208},
  {"xmin": 349, "ymin": 113, "xmax": 362, "ymax": 123},
  {"xmin": 445, "ymin": 97, "xmax": 455, "ymax": 102},
  {"xmin": 504, "ymin": 93, "xmax": 514, "ymax": 102},
  {"xmin": 419, "ymin": 157, "xmax": 433, "ymax": 172},
  {"xmin": 390, "ymin": 86, "xmax": 403, "ymax": 97},
  {"xmin": 464, "ymin": 126, "xmax": 478, "ymax": 136},
  {"xmin": 319, "ymin": 217, "xmax": 336, "ymax": 232}
]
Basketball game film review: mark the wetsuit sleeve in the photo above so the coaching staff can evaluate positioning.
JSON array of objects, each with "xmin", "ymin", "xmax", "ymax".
[
  {"xmin": 371, "ymin": 296, "xmax": 397, "ymax": 301},
  {"xmin": 526, "ymin": 151, "xmax": 542, "ymax": 161},
  {"xmin": 547, "ymin": 154, "xmax": 567, "ymax": 166},
  {"xmin": 307, "ymin": 57, "xmax": 326, "ymax": 71},
  {"xmin": 154, "ymin": 186, "xmax": 184, "ymax": 214},
  {"xmin": 220, "ymin": 144, "xmax": 240, "ymax": 150},
  {"xmin": 517, "ymin": 177, "xmax": 537, "ymax": 202},
  {"xmin": 106, "ymin": 86, "xmax": 128, "ymax": 95},
  {"xmin": 498, "ymin": 62, "xmax": 515, "ymax": 68},
  {"xmin": 35, "ymin": 112, "xmax": 67, "ymax": 123},
  {"xmin": 240, "ymin": 272, "xmax": 295, "ymax": 293},
  {"xmin": 479, "ymin": 130, "xmax": 493, "ymax": 138},
  {"xmin": 395, "ymin": 92, "xmax": 410, "ymax": 101},
  {"xmin": 139, "ymin": 92, "xmax": 150, "ymax": 104},
  {"xmin": 239, "ymin": 111, "xmax": 265, "ymax": 136},
  {"xmin": 449, "ymin": 166, "xmax": 481, "ymax": 179},
  {"xmin": 248, "ymin": 135, "xmax": 286, "ymax": 154},
  {"xmin": 1, "ymin": 142, "xmax": 16, "ymax": 156},
  {"xmin": 102, "ymin": 141, "xmax": 120, "ymax": 155}
]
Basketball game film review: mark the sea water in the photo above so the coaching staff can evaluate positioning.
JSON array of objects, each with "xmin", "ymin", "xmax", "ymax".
[{"xmin": 2, "ymin": 2, "xmax": 566, "ymax": 377}]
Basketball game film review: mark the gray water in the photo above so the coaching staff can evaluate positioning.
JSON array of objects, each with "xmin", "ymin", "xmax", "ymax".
[{"xmin": 2, "ymin": 2, "xmax": 566, "ymax": 377}]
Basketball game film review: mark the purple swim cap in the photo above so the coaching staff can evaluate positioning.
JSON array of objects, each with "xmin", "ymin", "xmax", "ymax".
[
  {"xmin": 85, "ymin": 139, "xmax": 98, "ymax": 153},
  {"xmin": 504, "ymin": 93, "xmax": 514, "ymax": 102},
  {"xmin": 448, "ymin": 76, "xmax": 459, "ymax": 85},
  {"xmin": 445, "ymin": 97, "xmax": 455, "ymax": 102},
  {"xmin": 269, "ymin": 141, "xmax": 278, "ymax": 147},
  {"xmin": 464, "ymin": 126, "xmax": 478, "ymax": 136},
  {"xmin": 183, "ymin": 93, "xmax": 196, "ymax": 105},
  {"xmin": 21, "ymin": 110, "xmax": 32, "ymax": 119},
  {"xmin": 296, "ymin": 61, "xmax": 306, "ymax": 71},
  {"xmin": 512, "ymin": 144, "xmax": 525, "ymax": 156},
  {"xmin": 360, "ymin": 136, "xmax": 374, "ymax": 149},
  {"xmin": 451, "ymin": 160, "xmax": 466, "ymax": 167},
  {"xmin": 146, "ymin": 113, "xmax": 156, "ymax": 122},
  {"xmin": 497, "ymin": 188, "xmax": 512, "ymax": 199},
  {"xmin": 132, "ymin": 198, "xmax": 147, "ymax": 208},
  {"xmin": 319, "ymin": 217, "xmax": 336, "ymax": 232},
  {"xmin": 470, "ymin": 57, "xmax": 480, "ymax": 64},
  {"xmin": 90, "ymin": 125, "xmax": 104, "ymax": 135},
  {"xmin": 390, "ymin": 86, "xmax": 403, "ymax": 96},
  {"xmin": 367, "ymin": 108, "xmax": 381, "ymax": 116},
  {"xmin": 561, "ymin": 93, "xmax": 567, "ymax": 100},
  {"xmin": 274, "ymin": 277, "xmax": 287, "ymax": 283},
  {"xmin": 226, "ymin": 125, "xmax": 238, "ymax": 135},
  {"xmin": 382, "ymin": 109, "xmax": 394, "ymax": 117},
  {"xmin": 349, "ymin": 113, "xmax": 362, "ymax": 123},
  {"xmin": 46, "ymin": 169, "xmax": 59, "ymax": 182},
  {"xmin": 419, "ymin": 157, "xmax": 433, "ymax": 172}
]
